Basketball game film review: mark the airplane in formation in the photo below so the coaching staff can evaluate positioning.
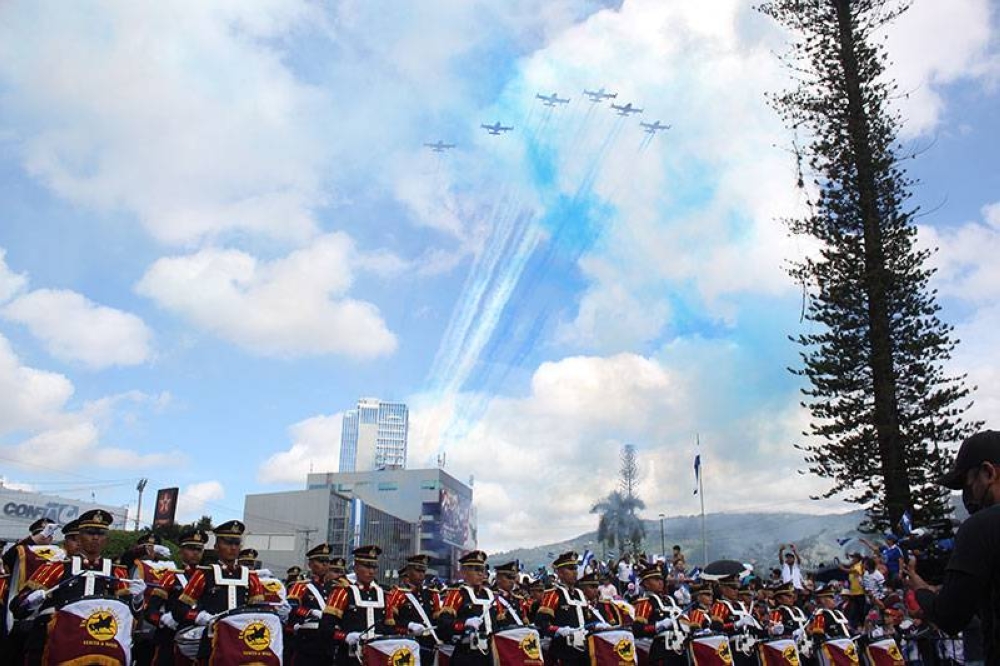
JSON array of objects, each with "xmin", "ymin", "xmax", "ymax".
[
  {"xmin": 424, "ymin": 140, "xmax": 456, "ymax": 152},
  {"xmin": 481, "ymin": 121, "xmax": 514, "ymax": 135},
  {"xmin": 611, "ymin": 102, "xmax": 643, "ymax": 116},
  {"xmin": 536, "ymin": 92, "xmax": 570, "ymax": 107},
  {"xmin": 583, "ymin": 87, "xmax": 618, "ymax": 102},
  {"xmin": 639, "ymin": 120, "xmax": 671, "ymax": 134}
]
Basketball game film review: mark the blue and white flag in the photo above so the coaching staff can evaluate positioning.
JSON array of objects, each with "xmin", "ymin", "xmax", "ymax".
[
  {"xmin": 901, "ymin": 510, "xmax": 913, "ymax": 535},
  {"xmin": 693, "ymin": 454, "xmax": 701, "ymax": 495},
  {"xmin": 836, "ymin": 537, "xmax": 852, "ymax": 547},
  {"xmin": 578, "ymin": 549, "xmax": 594, "ymax": 577}
]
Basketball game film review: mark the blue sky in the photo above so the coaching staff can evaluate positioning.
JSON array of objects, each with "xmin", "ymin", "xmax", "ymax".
[{"xmin": 0, "ymin": 0, "xmax": 998, "ymax": 551}]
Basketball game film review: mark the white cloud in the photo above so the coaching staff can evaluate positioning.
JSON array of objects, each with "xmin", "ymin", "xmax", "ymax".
[
  {"xmin": 177, "ymin": 480, "xmax": 226, "ymax": 522},
  {"xmin": 3, "ymin": 289, "xmax": 153, "ymax": 369},
  {"xmin": 0, "ymin": 249, "xmax": 28, "ymax": 303},
  {"xmin": 412, "ymin": 351, "xmax": 840, "ymax": 552},
  {"xmin": 135, "ymin": 234, "xmax": 397, "ymax": 359},
  {"xmin": 257, "ymin": 413, "xmax": 344, "ymax": 484},
  {"xmin": 0, "ymin": 332, "xmax": 177, "ymax": 472},
  {"xmin": 0, "ymin": 1, "xmax": 328, "ymax": 247},
  {"xmin": 883, "ymin": 0, "xmax": 1000, "ymax": 137}
]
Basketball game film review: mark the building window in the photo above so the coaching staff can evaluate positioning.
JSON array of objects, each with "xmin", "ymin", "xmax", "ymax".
[
  {"xmin": 420, "ymin": 480, "xmax": 438, "ymax": 490},
  {"xmin": 378, "ymin": 482, "xmax": 398, "ymax": 491}
]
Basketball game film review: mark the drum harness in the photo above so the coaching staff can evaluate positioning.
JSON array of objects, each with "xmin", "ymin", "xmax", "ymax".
[
  {"xmin": 555, "ymin": 584, "xmax": 588, "ymax": 651},
  {"xmin": 404, "ymin": 589, "xmax": 443, "ymax": 644},
  {"xmin": 463, "ymin": 585, "xmax": 495, "ymax": 654}
]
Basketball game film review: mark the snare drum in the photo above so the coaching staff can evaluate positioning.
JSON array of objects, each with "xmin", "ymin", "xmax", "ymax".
[
  {"xmin": 588, "ymin": 628, "xmax": 638, "ymax": 666},
  {"xmin": 209, "ymin": 607, "xmax": 283, "ymax": 665},
  {"xmin": 688, "ymin": 633, "xmax": 733, "ymax": 666},
  {"xmin": 492, "ymin": 625, "xmax": 545, "ymax": 666},
  {"xmin": 175, "ymin": 625, "xmax": 205, "ymax": 660},
  {"xmin": 818, "ymin": 637, "xmax": 860, "ymax": 666},
  {"xmin": 757, "ymin": 638, "xmax": 799, "ymax": 666},
  {"xmin": 363, "ymin": 636, "xmax": 422, "ymax": 666},
  {"xmin": 46, "ymin": 596, "xmax": 133, "ymax": 666}
]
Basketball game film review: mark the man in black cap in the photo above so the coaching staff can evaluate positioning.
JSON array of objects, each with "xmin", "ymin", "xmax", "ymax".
[
  {"xmin": 329, "ymin": 556, "xmax": 350, "ymax": 588},
  {"xmin": 534, "ymin": 551, "xmax": 598, "ymax": 666},
  {"xmin": 578, "ymin": 571, "xmax": 620, "ymax": 627},
  {"xmin": 173, "ymin": 520, "xmax": 265, "ymax": 660},
  {"xmin": 285, "ymin": 565, "xmax": 303, "ymax": 587},
  {"xmin": 321, "ymin": 545, "xmax": 389, "ymax": 666},
  {"xmin": 633, "ymin": 564, "xmax": 685, "ymax": 666},
  {"xmin": 437, "ymin": 550, "xmax": 502, "ymax": 666},
  {"xmin": 386, "ymin": 554, "xmax": 442, "ymax": 664},
  {"xmin": 14, "ymin": 510, "xmax": 146, "ymax": 665},
  {"xmin": 711, "ymin": 574, "xmax": 761, "ymax": 666},
  {"xmin": 492, "ymin": 560, "xmax": 526, "ymax": 629},
  {"xmin": 288, "ymin": 543, "xmax": 338, "ymax": 666},
  {"xmin": 904, "ymin": 429, "xmax": 1000, "ymax": 665},
  {"xmin": 148, "ymin": 526, "xmax": 208, "ymax": 666}
]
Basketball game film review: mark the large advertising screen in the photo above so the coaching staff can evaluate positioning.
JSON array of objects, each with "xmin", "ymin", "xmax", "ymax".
[
  {"xmin": 440, "ymin": 485, "xmax": 475, "ymax": 549},
  {"xmin": 152, "ymin": 487, "xmax": 179, "ymax": 528}
]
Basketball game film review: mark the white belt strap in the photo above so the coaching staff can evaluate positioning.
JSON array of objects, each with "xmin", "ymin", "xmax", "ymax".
[
  {"xmin": 211, "ymin": 564, "xmax": 249, "ymax": 610},
  {"xmin": 463, "ymin": 585, "xmax": 495, "ymax": 635},
  {"xmin": 70, "ymin": 557, "xmax": 112, "ymax": 596},
  {"xmin": 557, "ymin": 584, "xmax": 587, "ymax": 628},
  {"xmin": 405, "ymin": 590, "xmax": 443, "ymax": 644},
  {"xmin": 497, "ymin": 595, "xmax": 523, "ymax": 626},
  {"xmin": 306, "ymin": 582, "xmax": 326, "ymax": 609},
  {"xmin": 350, "ymin": 583, "xmax": 385, "ymax": 637}
]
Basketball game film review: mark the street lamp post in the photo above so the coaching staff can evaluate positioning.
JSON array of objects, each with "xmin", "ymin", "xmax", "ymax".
[{"xmin": 658, "ymin": 513, "xmax": 666, "ymax": 562}]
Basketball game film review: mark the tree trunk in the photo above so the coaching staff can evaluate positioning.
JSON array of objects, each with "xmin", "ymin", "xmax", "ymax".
[{"xmin": 832, "ymin": 0, "xmax": 911, "ymax": 525}]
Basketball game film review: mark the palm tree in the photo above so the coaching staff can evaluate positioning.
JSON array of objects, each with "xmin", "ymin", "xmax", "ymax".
[{"xmin": 591, "ymin": 490, "xmax": 646, "ymax": 555}]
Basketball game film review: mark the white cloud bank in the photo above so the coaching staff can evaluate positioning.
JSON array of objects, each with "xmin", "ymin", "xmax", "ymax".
[
  {"xmin": 0, "ymin": 249, "xmax": 153, "ymax": 369},
  {"xmin": 257, "ymin": 413, "xmax": 344, "ymax": 484},
  {"xmin": 135, "ymin": 234, "xmax": 396, "ymax": 359}
]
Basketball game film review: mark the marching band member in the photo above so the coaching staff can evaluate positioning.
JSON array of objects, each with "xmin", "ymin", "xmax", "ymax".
[
  {"xmin": 386, "ymin": 553, "xmax": 441, "ymax": 665},
  {"xmin": 13, "ymin": 510, "xmax": 145, "ymax": 666},
  {"xmin": 147, "ymin": 527, "xmax": 207, "ymax": 666},
  {"xmin": 633, "ymin": 564, "xmax": 686, "ymax": 666},
  {"xmin": 287, "ymin": 543, "xmax": 339, "ymax": 666},
  {"xmin": 437, "ymin": 550, "xmax": 503, "ymax": 666},
  {"xmin": 172, "ymin": 520, "xmax": 265, "ymax": 661},
  {"xmin": 320, "ymin": 545, "xmax": 389, "ymax": 666},
  {"xmin": 492, "ymin": 560, "xmax": 526, "ymax": 629},
  {"xmin": 534, "ymin": 551, "xmax": 599, "ymax": 666}
]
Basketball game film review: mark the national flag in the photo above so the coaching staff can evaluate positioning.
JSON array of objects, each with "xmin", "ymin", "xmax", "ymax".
[
  {"xmin": 836, "ymin": 537, "xmax": 852, "ymax": 547},
  {"xmin": 578, "ymin": 549, "xmax": 595, "ymax": 577},
  {"xmin": 694, "ymin": 454, "xmax": 701, "ymax": 495}
]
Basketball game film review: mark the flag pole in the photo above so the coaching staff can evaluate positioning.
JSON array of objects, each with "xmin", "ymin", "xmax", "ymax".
[{"xmin": 698, "ymin": 434, "xmax": 707, "ymax": 567}]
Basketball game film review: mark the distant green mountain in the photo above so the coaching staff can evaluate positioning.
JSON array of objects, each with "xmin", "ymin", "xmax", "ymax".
[{"xmin": 490, "ymin": 509, "xmax": 869, "ymax": 573}]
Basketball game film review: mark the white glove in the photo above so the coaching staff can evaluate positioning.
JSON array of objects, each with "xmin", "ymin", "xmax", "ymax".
[
  {"xmin": 25, "ymin": 589, "xmax": 46, "ymax": 610},
  {"xmin": 276, "ymin": 602, "xmax": 291, "ymax": 622},
  {"xmin": 735, "ymin": 614, "xmax": 754, "ymax": 629},
  {"xmin": 594, "ymin": 622, "xmax": 612, "ymax": 630},
  {"xmin": 555, "ymin": 626, "xmax": 577, "ymax": 638},
  {"xmin": 160, "ymin": 612, "xmax": 178, "ymax": 630},
  {"xmin": 345, "ymin": 632, "xmax": 362, "ymax": 646},
  {"xmin": 408, "ymin": 621, "xmax": 427, "ymax": 635},
  {"xmin": 464, "ymin": 616, "xmax": 483, "ymax": 630},
  {"xmin": 153, "ymin": 545, "xmax": 171, "ymax": 559},
  {"xmin": 195, "ymin": 611, "xmax": 214, "ymax": 626},
  {"xmin": 792, "ymin": 628, "xmax": 804, "ymax": 641},
  {"xmin": 41, "ymin": 523, "xmax": 60, "ymax": 539},
  {"xmin": 870, "ymin": 627, "xmax": 885, "ymax": 639},
  {"xmin": 309, "ymin": 609, "xmax": 323, "ymax": 620},
  {"xmin": 128, "ymin": 579, "xmax": 147, "ymax": 597},
  {"xmin": 655, "ymin": 617, "xmax": 676, "ymax": 632},
  {"xmin": 257, "ymin": 569, "xmax": 273, "ymax": 578},
  {"xmin": 770, "ymin": 623, "xmax": 785, "ymax": 637}
]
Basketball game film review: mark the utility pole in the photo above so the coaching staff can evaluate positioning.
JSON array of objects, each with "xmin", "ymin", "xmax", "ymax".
[
  {"xmin": 658, "ymin": 513, "xmax": 666, "ymax": 561},
  {"xmin": 135, "ymin": 478, "xmax": 148, "ymax": 532},
  {"xmin": 296, "ymin": 528, "xmax": 318, "ymax": 563}
]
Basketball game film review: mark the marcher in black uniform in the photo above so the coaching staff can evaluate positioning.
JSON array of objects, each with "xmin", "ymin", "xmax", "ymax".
[
  {"xmin": 13, "ymin": 510, "xmax": 146, "ymax": 666},
  {"xmin": 579, "ymin": 571, "xmax": 621, "ymax": 627},
  {"xmin": 632, "ymin": 564, "xmax": 685, "ymax": 666},
  {"xmin": 321, "ymin": 545, "xmax": 390, "ymax": 666},
  {"xmin": 2, "ymin": 517, "xmax": 60, "ymax": 665},
  {"xmin": 147, "ymin": 527, "xmax": 207, "ymax": 666},
  {"xmin": 287, "ymin": 543, "xmax": 339, "ymax": 666},
  {"xmin": 386, "ymin": 554, "xmax": 442, "ymax": 665},
  {"xmin": 534, "ymin": 551, "xmax": 598, "ymax": 666},
  {"xmin": 806, "ymin": 587, "xmax": 852, "ymax": 651},
  {"xmin": 437, "ymin": 550, "xmax": 503, "ymax": 666},
  {"xmin": 172, "ymin": 520, "xmax": 266, "ymax": 661},
  {"xmin": 492, "ymin": 560, "xmax": 527, "ymax": 629},
  {"xmin": 711, "ymin": 574, "xmax": 761, "ymax": 666}
]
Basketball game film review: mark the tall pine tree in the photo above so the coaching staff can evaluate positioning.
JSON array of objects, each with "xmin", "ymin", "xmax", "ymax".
[{"xmin": 759, "ymin": 0, "xmax": 979, "ymax": 530}]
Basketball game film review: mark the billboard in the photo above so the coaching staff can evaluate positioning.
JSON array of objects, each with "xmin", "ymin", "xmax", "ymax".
[
  {"xmin": 440, "ymin": 486, "xmax": 475, "ymax": 549},
  {"xmin": 152, "ymin": 487, "xmax": 179, "ymax": 528},
  {"xmin": 0, "ymin": 490, "xmax": 126, "ymax": 540}
]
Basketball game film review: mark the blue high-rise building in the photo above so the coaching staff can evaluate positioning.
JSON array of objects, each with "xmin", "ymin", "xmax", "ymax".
[{"xmin": 338, "ymin": 398, "xmax": 409, "ymax": 472}]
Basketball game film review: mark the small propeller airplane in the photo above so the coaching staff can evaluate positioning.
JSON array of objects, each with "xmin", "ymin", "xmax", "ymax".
[
  {"xmin": 639, "ymin": 120, "xmax": 671, "ymax": 134},
  {"xmin": 481, "ymin": 121, "xmax": 514, "ymax": 135},
  {"xmin": 610, "ymin": 102, "xmax": 643, "ymax": 116},
  {"xmin": 583, "ymin": 87, "xmax": 618, "ymax": 102},
  {"xmin": 536, "ymin": 92, "xmax": 570, "ymax": 107},
  {"xmin": 424, "ymin": 140, "xmax": 456, "ymax": 152}
]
